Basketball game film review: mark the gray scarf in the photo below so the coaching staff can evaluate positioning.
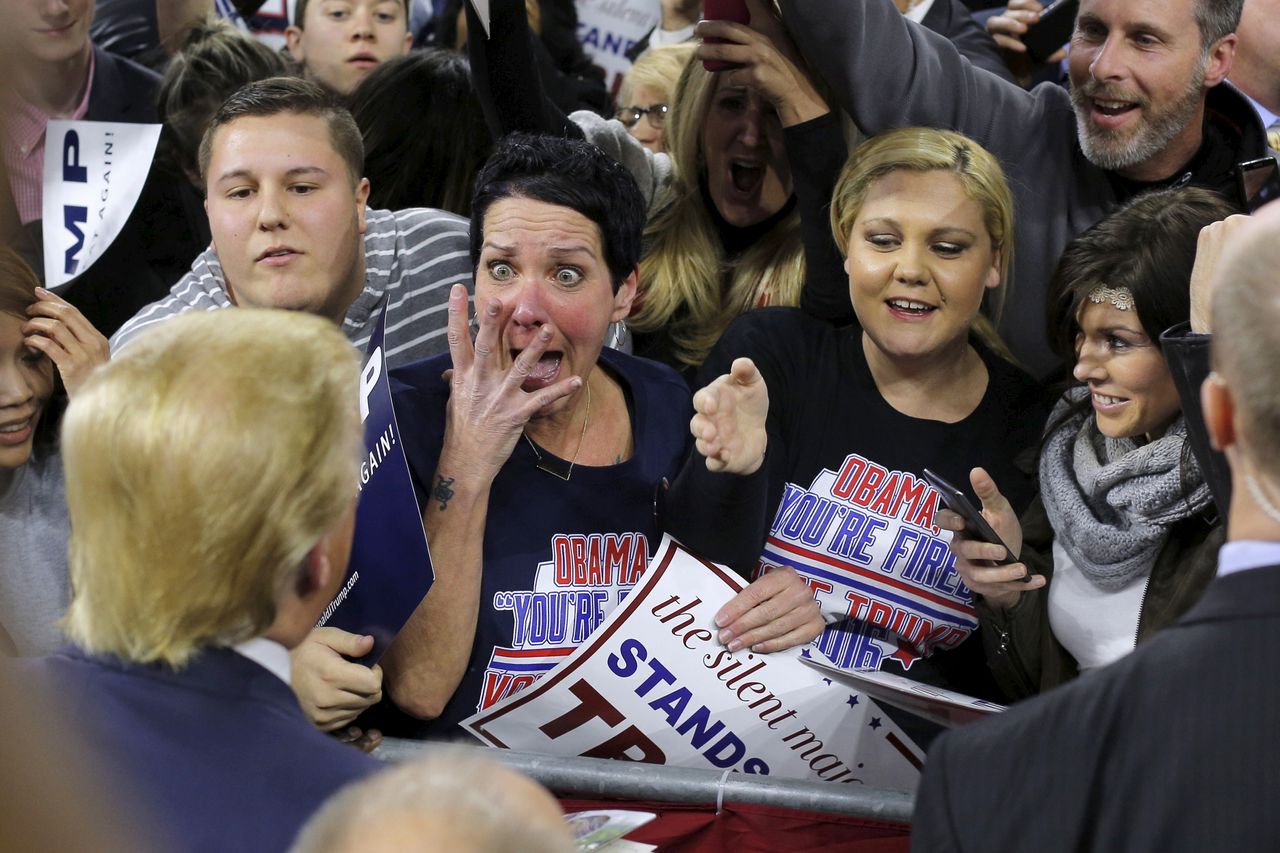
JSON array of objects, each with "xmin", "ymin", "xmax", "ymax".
[{"xmin": 1039, "ymin": 388, "xmax": 1212, "ymax": 591}]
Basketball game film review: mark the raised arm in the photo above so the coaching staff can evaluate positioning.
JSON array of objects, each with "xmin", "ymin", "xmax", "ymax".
[
  {"xmin": 776, "ymin": 0, "xmax": 1053, "ymax": 157},
  {"xmin": 465, "ymin": 0, "xmax": 580, "ymax": 138},
  {"xmin": 668, "ymin": 355, "xmax": 823, "ymax": 653},
  {"xmin": 382, "ymin": 285, "xmax": 580, "ymax": 719}
]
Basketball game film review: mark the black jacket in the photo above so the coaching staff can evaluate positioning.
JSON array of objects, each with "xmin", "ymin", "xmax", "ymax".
[
  {"xmin": 976, "ymin": 493, "xmax": 1223, "ymax": 699},
  {"xmin": 914, "ymin": 565, "xmax": 1280, "ymax": 853}
]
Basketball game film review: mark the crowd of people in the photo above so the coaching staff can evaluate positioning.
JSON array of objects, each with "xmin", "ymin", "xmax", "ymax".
[{"xmin": 2, "ymin": 0, "xmax": 1279, "ymax": 849}]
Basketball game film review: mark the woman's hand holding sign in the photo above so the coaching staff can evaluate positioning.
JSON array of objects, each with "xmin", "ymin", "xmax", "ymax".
[{"xmin": 715, "ymin": 566, "xmax": 824, "ymax": 654}]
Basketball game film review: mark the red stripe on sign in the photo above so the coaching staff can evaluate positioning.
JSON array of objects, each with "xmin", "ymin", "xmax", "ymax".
[
  {"xmin": 766, "ymin": 536, "xmax": 969, "ymax": 613},
  {"xmin": 493, "ymin": 647, "xmax": 575, "ymax": 659}
]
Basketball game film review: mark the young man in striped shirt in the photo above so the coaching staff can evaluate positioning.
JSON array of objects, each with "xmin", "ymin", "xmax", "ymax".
[{"xmin": 111, "ymin": 76, "xmax": 471, "ymax": 368}]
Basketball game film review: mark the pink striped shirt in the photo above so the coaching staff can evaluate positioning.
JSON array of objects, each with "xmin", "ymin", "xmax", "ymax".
[{"xmin": 0, "ymin": 51, "xmax": 95, "ymax": 225}]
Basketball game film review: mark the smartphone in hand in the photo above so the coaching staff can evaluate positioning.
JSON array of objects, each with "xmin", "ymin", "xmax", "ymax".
[
  {"xmin": 1023, "ymin": 0, "xmax": 1079, "ymax": 64},
  {"xmin": 702, "ymin": 0, "xmax": 749, "ymax": 72},
  {"xmin": 922, "ymin": 468, "xmax": 1029, "ymax": 580},
  {"xmin": 1237, "ymin": 156, "xmax": 1280, "ymax": 213}
]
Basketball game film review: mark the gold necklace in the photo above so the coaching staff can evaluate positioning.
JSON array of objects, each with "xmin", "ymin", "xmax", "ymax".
[{"xmin": 523, "ymin": 383, "xmax": 591, "ymax": 481}]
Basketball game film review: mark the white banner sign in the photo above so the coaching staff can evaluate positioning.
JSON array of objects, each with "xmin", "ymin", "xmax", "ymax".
[
  {"xmin": 463, "ymin": 536, "xmax": 924, "ymax": 791},
  {"xmin": 575, "ymin": 0, "xmax": 659, "ymax": 96},
  {"xmin": 42, "ymin": 120, "xmax": 161, "ymax": 289}
]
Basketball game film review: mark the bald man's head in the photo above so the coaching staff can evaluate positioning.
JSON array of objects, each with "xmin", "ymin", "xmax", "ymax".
[
  {"xmin": 1210, "ymin": 206, "xmax": 1280, "ymax": 476},
  {"xmin": 290, "ymin": 749, "xmax": 574, "ymax": 853}
]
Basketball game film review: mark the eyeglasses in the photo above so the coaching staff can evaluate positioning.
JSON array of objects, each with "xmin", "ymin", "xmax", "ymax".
[{"xmin": 616, "ymin": 103, "xmax": 669, "ymax": 129}]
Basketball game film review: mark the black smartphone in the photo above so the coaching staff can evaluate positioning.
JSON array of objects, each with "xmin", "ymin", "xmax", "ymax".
[
  {"xmin": 1023, "ymin": 0, "xmax": 1079, "ymax": 64},
  {"xmin": 701, "ymin": 0, "xmax": 750, "ymax": 72},
  {"xmin": 922, "ymin": 468, "xmax": 1027, "ymax": 579},
  {"xmin": 1237, "ymin": 156, "xmax": 1280, "ymax": 213}
]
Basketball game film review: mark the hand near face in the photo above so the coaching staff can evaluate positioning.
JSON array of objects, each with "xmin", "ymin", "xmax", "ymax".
[
  {"xmin": 1189, "ymin": 213, "xmax": 1258, "ymax": 333},
  {"xmin": 693, "ymin": 0, "xmax": 829, "ymax": 128},
  {"xmin": 290, "ymin": 627, "xmax": 384, "ymax": 732},
  {"xmin": 23, "ymin": 288, "xmax": 108, "ymax": 398},
  {"xmin": 715, "ymin": 566, "xmax": 824, "ymax": 653},
  {"xmin": 691, "ymin": 356, "xmax": 768, "ymax": 475},
  {"xmin": 440, "ymin": 284, "xmax": 582, "ymax": 484},
  {"xmin": 937, "ymin": 467, "xmax": 1042, "ymax": 611}
]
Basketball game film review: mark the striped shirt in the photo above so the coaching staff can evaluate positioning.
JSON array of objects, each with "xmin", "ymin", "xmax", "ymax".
[{"xmin": 111, "ymin": 207, "xmax": 473, "ymax": 367}]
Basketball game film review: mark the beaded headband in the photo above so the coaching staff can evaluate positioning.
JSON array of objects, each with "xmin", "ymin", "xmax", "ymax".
[{"xmin": 1086, "ymin": 285, "xmax": 1135, "ymax": 311}]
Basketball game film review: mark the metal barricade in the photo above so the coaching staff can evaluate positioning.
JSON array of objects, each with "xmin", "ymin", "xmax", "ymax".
[{"xmin": 375, "ymin": 738, "xmax": 914, "ymax": 824}]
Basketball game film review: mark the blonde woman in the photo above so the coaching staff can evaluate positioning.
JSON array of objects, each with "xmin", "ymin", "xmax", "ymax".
[
  {"xmin": 614, "ymin": 43, "xmax": 697, "ymax": 153},
  {"xmin": 669, "ymin": 129, "xmax": 1050, "ymax": 714}
]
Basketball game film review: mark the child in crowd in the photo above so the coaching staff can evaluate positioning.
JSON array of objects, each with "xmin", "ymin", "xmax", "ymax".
[{"xmin": 286, "ymin": 0, "xmax": 412, "ymax": 97}]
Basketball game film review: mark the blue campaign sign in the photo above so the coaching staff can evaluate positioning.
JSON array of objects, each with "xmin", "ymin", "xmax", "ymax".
[{"xmin": 318, "ymin": 306, "xmax": 434, "ymax": 663}]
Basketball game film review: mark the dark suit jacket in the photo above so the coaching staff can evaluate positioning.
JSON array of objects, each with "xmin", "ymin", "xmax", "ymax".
[
  {"xmin": 29, "ymin": 645, "xmax": 377, "ymax": 853},
  {"xmin": 912, "ymin": 565, "xmax": 1280, "ymax": 852}
]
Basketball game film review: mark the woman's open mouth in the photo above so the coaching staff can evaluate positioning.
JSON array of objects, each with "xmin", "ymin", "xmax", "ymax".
[
  {"xmin": 0, "ymin": 416, "xmax": 35, "ymax": 446},
  {"xmin": 886, "ymin": 297, "xmax": 937, "ymax": 320},
  {"xmin": 729, "ymin": 160, "xmax": 766, "ymax": 195},
  {"xmin": 513, "ymin": 350, "xmax": 563, "ymax": 391}
]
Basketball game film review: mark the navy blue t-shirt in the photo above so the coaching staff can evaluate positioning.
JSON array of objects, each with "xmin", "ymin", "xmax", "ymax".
[{"xmin": 390, "ymin": 347, "xmax": 693, "ymax": 733}]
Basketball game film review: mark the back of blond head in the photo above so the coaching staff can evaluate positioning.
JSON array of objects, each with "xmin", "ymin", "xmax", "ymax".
[
  {"xmin": 290, "ymin": 748, "xmax": 574, "ymax": 853},
  {"xmin": 1211, "ymin": 221, "xmax": 1280, "ymax": 476},
  {"xmin": 62, "ymin": 309, "xmax": 360, "ymax": 667},
  {"xmin": 830, "ymin": 127, "xmax": 1015, "ymax": 357}
]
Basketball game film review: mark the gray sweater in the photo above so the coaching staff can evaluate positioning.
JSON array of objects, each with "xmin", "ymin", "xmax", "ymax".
[
  {"xmin": 779, "ymin": 0, "xmax": 1271, "ymax": 377},
  {"xmin": 0, "ymin": 453, "xmax": 71, "ymax": 655}
]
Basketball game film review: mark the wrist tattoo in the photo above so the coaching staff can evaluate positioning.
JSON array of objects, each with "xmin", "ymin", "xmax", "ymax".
[{"xmin": 433, "ymin": 475, "xmax": 456, "ymax": 511}]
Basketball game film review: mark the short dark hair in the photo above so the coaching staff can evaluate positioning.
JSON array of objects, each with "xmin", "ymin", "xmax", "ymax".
[
  {"xmin": 1046, "ymin": 186, "xmax": 1237, "ymax": 363},
  {"xmin": 197, "ymin": 77, "xmax": 364, "ymax": 185},
  {"xmin": 350, "ymin": 50, "xmax": 492, "ymax": 216},
  {"xmin": 159, "ymin": 18, "xmax": 289, "ymax": 184},
  {"xmin": 294, "ymin": 0, "xmax": 410, "ymax": 28},
  {"xmin": 470, "ymin": 134, "xmax": 647, "ymax": 291},
  {"xmin": 1193, "ymin": 0, "xmax": 1244, "ymax": 48}
]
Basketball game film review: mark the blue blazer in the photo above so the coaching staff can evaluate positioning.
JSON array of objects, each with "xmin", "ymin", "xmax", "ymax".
[{"xmin": 30, "ymin": 645, "xmax": 378, "ymax": 853}]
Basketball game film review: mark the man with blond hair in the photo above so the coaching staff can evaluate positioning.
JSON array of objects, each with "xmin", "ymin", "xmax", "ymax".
[{"xmin": 28, "ymin": 309, "xmax": 377, "ymax": 852}]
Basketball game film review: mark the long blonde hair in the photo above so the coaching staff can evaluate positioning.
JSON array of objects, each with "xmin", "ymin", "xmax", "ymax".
[
  {"xmin": 630, "ymin": 60, "xmax": 805, "ymax": 370},
  {"xmin": 830, "ymin": 127, "xmax": 1015, "ymax": 359}
]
